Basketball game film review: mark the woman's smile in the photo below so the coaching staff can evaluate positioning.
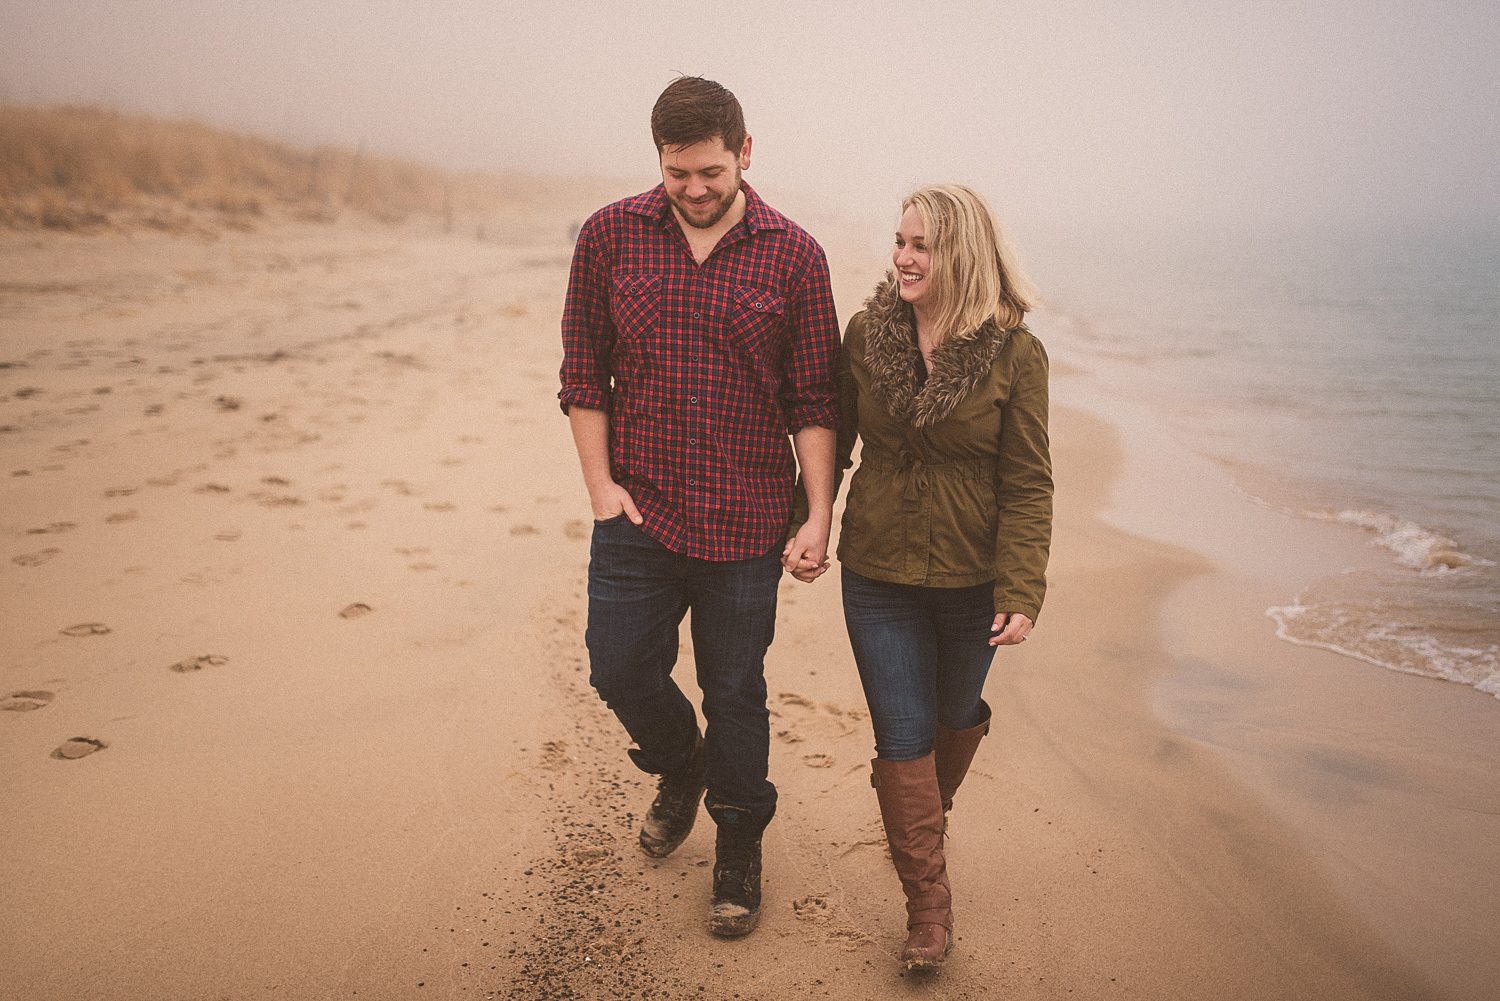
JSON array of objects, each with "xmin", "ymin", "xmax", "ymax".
[{"xmin": 892, "ymin": 205, "xmax": 933, "ymax": 307}]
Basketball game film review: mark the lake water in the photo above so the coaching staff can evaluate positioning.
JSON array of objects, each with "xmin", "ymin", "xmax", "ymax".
[{"xmin": 1031, "ymin": 220, "xmax": 1500, "ymax": 699}]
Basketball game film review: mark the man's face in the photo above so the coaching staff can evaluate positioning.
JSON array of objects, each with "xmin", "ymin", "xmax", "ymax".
[{"xmin": 659, "ymin": 135, "xmax": 752, "ymax": 229}]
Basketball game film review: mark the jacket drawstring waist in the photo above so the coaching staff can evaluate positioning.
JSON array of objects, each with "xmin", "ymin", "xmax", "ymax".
[{"xmin": 861, "ymin": 450, "xmax": 999, "ymax": 509}]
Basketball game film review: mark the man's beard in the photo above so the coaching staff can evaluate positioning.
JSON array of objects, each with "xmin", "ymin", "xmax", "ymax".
[{"xmin": 669, "ymin": 169, "xmax": 741, "ymax": 229}]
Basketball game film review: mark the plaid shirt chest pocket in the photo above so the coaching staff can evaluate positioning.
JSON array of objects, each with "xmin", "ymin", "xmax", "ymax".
[
  {"xmin": 610, "ymin": 273, "xmax": 661, "ymax": 341},
  {"xmin": 724, "ymin": 285, "xmax": 787, "ymax": 357}
]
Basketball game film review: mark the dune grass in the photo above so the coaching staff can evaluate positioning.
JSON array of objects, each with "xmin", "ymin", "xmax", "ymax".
[{"xmin": 0, "ymin": 104, "xmax": 607, "ymax": 233}]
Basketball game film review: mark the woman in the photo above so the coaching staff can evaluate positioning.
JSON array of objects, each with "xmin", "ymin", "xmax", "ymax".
[{"xmin": 786, "ymin": 184, "xmax": 1052, "ymax": 969}]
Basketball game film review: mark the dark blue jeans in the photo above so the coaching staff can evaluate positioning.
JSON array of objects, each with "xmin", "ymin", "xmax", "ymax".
[
  {"xmin": 841, "ymin": 566, "xmax": 997, "ymax": 761},
  {"xmin": 586, "ymin": 514, "xmax": 781, "ymax": 827}
]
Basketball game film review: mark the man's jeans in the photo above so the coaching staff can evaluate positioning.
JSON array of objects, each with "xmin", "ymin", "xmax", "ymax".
[
  {"xmin": 586, "ymin": 514, "xmax": 781, "ymax": 827},
  {"xmin": 841, "ymin": 567, "xmax": 997, "ymax": 762}
]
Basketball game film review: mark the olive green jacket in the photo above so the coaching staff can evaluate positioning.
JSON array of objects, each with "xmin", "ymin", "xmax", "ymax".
[{"xmin": 798, "ymin": 276, "xmax": 1053, "ymax": 621}]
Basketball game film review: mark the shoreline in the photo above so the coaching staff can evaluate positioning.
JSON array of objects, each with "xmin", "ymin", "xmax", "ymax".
[
  {"xmin": 0, "ymin": 214, "xmax": 1479, "ymax": 999},
  {"xmin": 1043, "ymin": 336, "xmax": 1500, "ymax": 1000}
]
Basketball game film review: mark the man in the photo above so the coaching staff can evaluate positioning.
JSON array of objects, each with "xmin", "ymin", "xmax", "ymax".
[{"xmin": 559, "ymin": 76, "xmax": 838, "ymax": 937}]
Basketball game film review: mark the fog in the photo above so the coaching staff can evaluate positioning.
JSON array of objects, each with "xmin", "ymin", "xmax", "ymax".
[{"xmin": 3, "ymin": 0, "xmax": 1497, "ymax": 243}]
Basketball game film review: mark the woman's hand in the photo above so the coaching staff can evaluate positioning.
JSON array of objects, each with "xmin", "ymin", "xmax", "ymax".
[
  {"xmin": 782, "ymin": 518, "xmax": 832, "ymax": 583},
  {"xmin": 990, "ymin": 612, "xmax": 1033, "ymax": 647}
]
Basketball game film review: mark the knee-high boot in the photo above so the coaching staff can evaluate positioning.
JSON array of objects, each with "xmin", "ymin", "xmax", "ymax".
[
  {"xmin": 934, "ymin": 699, "xmax": 991, "ymax": 827},
  {"xmin": 871, "ymin": 753, "xmax": 952, "ymax": 968}
]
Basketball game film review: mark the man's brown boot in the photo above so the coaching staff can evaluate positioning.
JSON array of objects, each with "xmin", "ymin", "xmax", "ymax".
[
  {"xmin": 706, "ymin": 804, "xmax": 766, "ymax": 937},
  {"xmin": 871, "ymin": 753, "xmax": 952, "ymax": 969},
  {"xmin": 638, "ymin": 729, "xmax": 705, "ymax": 858},
  {"xmin": 934, "ymin": 700, "xmax": 991, "ymax": 832}
]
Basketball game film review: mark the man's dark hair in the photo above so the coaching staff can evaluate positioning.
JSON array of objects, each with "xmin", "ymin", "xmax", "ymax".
[{"xmin": 650, "ymin": 76, "xmax": 746, "ymax": 155}]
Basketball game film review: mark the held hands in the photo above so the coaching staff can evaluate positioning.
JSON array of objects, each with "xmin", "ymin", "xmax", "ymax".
[
  {"xmin": 781, "ymin": 518, "xmax": 831, "ymax": 583},
  {"xmin": 990, "ymin": 612, "xmax": 1034, "ymax": 647},
  {"xmin": 590, "ymin": 482, "xmax": 643, "ymax": 525}
]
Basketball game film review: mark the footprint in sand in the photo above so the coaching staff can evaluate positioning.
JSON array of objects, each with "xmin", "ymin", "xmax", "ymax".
[
  {"xmin": 509, "ymin": 524, "xmax": 539, "ymax": 536},
  {"xmin": 105, "ymin": 510, "xmax": 139, "ymax": 523},
  {"xmin": 339, "ymin": 603, "xmax": 373, "ymax": 619},
  {"xmin": 12, "ymin": 548, "xmax": 61, "ymax": 567},
  {"xmin": 261, "ymin": 476, "xmax": 291, "ymax": 486},
  {"xmin": 214, "ymin": 528, "xmax": 241, "ymax": 541},
  {"xmin": 195, "ymin": 483, "xmax": 231, "ymax": 494},
  {"xmin": 802, "ymin": 753, "xmax": 835, "ymax": 768},
  {"xmin": 256, "ymin": 494, "xmax": 304, "ymax": 508},
  {"xmin": 422, "ymin": 502, "xmax": 456, "ymax": 512},
  {"xmin": 27, "ymin": 522, "xmax": 76, "ymax": 535},
  {"xmin": 103, "ymin": 487, "xmax": 137, "ymax": 498},
  {"xmin": 539, "ymin": 740, "xmax": 574, "ymax": 771},
  {"xmin": 791, "ymin": 896, "xmax": 833, "ymax": 923},
  {"xmin": 169, "ymin": 655, "xmax": 228, "ymax": 673},
  {"xmin": 52, "ymin": 737, "xmax": 107, "ymax": 760},
  {"xmin": 60, "ymin": 623, "xmax": 111, "ymax": 637},
  {"xmin": 562, "ymin": 520, "xmax": 588, "ymax": 540},
  {"xmin": 409, "ymin": 562, "xmax": 438, "ymax": 571},
  {"xmin": 824, "ymin": 928, "xmax": 874, "ymax": 951},
  {"xmin": 790, "ymin": 897, "xmax": 873, "ymax": 950},
  {"xmin": 1, "ymin": 690, "xmax": 54, "ymax": 712},
  {"xmin": 774, "ymin": 729, "xmax": 804, "ymax": 744}
]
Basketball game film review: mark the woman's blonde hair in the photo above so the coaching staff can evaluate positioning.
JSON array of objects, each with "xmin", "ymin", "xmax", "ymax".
[{"xmin": 901, "ymin": 183, "xmax": 1035, "ymax": 341}]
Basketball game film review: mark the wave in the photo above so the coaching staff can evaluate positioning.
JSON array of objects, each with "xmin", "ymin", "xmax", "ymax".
[
  {"xmin": 1307, "ymin": 508, "xmax": 1490, "ymax": 572},
  {"xmin": 1266, "ymin": 602, "xmax": 1500, "ymax": 700}
]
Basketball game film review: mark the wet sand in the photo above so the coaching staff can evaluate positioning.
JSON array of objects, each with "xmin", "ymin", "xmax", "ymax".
[{"xmin": 0, "ymin": 205, "xmax": 1483, "ymax": 999}]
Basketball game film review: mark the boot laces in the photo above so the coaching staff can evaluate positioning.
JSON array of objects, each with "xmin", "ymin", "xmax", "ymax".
[
  {"xmin": 653, "ymin": 766, "xmax": 700, "ymax": 813},
  {"xmin": 713, "ymin": 836, "xmax": 761, "ymax": 899}
]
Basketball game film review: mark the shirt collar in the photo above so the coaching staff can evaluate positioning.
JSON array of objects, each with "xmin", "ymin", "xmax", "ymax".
[{"xmin": 624, "ymin": 181, "xmax": 784, "ymax": 235}]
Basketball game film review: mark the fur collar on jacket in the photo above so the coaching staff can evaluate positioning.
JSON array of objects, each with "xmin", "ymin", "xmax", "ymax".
[{"xmin": 861, "ymin": 273, "xmax": 1012, "ymax": 427}]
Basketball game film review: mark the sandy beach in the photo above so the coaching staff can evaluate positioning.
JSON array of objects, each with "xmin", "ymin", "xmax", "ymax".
[{"xmin": 3, "ymin": 194, "xmax": 1497, "ymax": 1001}]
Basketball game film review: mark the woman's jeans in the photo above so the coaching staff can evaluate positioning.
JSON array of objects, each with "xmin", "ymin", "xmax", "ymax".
[
  {"xmin": 841, "ymin": 567, "xmax": 997, "ymax": 762},
  {"xmin": 586, "ymin": 514, "xmax": 781, "ymax": 827}
]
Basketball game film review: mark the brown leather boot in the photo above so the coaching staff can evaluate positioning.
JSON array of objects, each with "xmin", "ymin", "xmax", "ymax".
[
  {"xmin": 871, "ymin": 753, "xmax": 953, "ymax": 969},
  {"xmin": 934, "ymin": 700, "xmax": 991, "ymax": 830}
]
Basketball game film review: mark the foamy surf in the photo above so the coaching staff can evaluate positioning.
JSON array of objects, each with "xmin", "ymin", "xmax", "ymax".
[
  {"xmin": 1267, "ymin": 600, "xmax": 1500, "ymax": 699},
  {"xmin": 1266, "ymin": 509, "xmax": 1500, "ymax": 699},
  {"xmin": 1309, "ymin": 509, "xmax": 1488, "ymax": 573}
]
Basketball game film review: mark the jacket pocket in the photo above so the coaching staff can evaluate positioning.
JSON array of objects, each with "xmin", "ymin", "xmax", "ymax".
[
  {"xmin": 726, "ymin": 285, "xmax": 786, "ymax": 357},
  {"xmin": 611, "ymin": 273, "xmax": 661, "ymax": 342}
]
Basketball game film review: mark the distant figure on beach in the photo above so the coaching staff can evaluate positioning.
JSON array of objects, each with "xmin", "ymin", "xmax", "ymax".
[
  {"xmin": 787, "ymin": 184, "xmax": 1051, "ymax": 968},
  {"xmin": 558, "ymin": 76, "xmax": 840, "ymax": 937}
]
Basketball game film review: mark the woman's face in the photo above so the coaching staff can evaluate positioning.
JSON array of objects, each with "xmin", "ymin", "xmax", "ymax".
[{"xmin": 892, "ymin": 205, "xmax": 933, "ymax": 308}]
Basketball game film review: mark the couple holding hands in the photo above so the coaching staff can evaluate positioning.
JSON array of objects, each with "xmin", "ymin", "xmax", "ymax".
[{"xmin": 559, "ymin": 76, "xmax": 1051, "ymax": 970}]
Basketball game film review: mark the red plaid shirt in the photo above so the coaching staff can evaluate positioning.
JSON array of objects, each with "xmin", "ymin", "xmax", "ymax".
[{"xmin": 560, "ymin": 182, "xmax": 840, "ymax": 560}]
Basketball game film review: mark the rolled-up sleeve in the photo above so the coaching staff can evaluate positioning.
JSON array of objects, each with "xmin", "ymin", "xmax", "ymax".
[
  {"xmin": 558, "ymin": 221, "xmax": 614, "ymax": 413},
  {"xmin": 779, "ymin": 246, "xmax": 840, "ymax": 433},
  {"xmin": 993, "ymin": 334, "xmax": 1053, "ymax": 621}
]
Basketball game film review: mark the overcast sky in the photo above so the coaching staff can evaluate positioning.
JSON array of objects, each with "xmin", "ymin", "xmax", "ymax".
[{"xmin": 3, "ymin": 0, "xmax": 1497, "ymax": 240}]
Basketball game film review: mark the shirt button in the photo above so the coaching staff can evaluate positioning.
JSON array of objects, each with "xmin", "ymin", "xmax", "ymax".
[
  {"xmin": 693, "ymin": 311, "xmax": 701, "ymax": 318},
  {"xmin": 690, "ymin": 438, "xmax": 697, "ymax": 444},
  {"xmin": 690, "ymin": 396, "xmax": 698, "ymax": 403},
  {"xmin": 689, "ymin": 479, "xmax": 696, "ymax": 485}
]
